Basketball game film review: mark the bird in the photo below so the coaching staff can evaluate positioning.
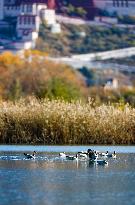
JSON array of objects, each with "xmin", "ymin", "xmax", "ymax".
[
  {"xmin": 66, "ymin": 154, "xmax": 78, "ymax": 160},
  {"xmin": 78, "ymin": 151, "xmax": 88, "ymax": 155},
  {"xmin": 78, "ymin": 152, "xmax": 88, "ymax": 159},
  {"xmin": 105, "ymin": 151, "xmax": 117, "ymax": 158},
  {"xmin": 88, "ymin": 150, "xmax": 98, "ymax": 161},
  {"xmin": 93, "ymin": 151, "xmax": 98, "ymax": 158},
  {"xmin": 111, "ymin": 151, "xmax": 117, "ymax": 159},
  {"xmin": 59, "ymin": 152, "xmax": 67, "ymax": 158},
  {"xmin": 98, "ymin": 151, "xmax": 108, "ymax": 158},
  {"xmin": 24, "ymin": 151, "xmax": 37, "ymax": 159}
]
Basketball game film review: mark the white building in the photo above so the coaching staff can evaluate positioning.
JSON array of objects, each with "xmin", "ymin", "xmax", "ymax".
[
  {"xmin": 0, "ymin": 0, "xmax": 57, "ymax": 49},
  {"xmin": 94, "ymin": 0, "xmax": 135, "ymax": 16},
  {"xmin": 0, "ymin": 0, "xmax": 4, "ymax": 20}
]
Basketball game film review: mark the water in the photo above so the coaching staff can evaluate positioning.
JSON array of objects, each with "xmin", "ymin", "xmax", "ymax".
[{"xmin": 0, "ymin": 146, "xmax": 135, "ymax": 205}]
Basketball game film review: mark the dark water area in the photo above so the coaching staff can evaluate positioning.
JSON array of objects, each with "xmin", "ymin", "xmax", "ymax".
[{"xmin": 0, "ymin": 146, "xmax": 135, "ymax": 205}]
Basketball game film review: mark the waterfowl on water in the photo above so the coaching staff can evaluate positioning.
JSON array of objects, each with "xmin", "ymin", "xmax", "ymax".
[
  {"xmin": 78, "ymin": 152, "xmax": 88, "ymax": 159},
  {"xmin": 78, "ymin": 149, "xmax": 97, "ymax": 160},
  {"xmin": 59, "ymin": 152, "xmax": 67, "ymax": 158},
  {"xmin": 98, "ymin": 151, "xmax": 108, "ymax": 157},
  {"xmin": 88, "ymin": 150, "xmax": 98, "ymax": 161},
  {"xmin": 24, "ymin": 151, "xmax": 37, "ymax": 159},
  {"xmin": 66, "ymin": 154, "xmax": 78, "ymax": 160},
  {"xmin": 104, "ymin": 151, "xmax": 117, "ymax": 158},
  {"xmin": 111, "ymin": 151, "xmax": 117, "ymax": 159}
]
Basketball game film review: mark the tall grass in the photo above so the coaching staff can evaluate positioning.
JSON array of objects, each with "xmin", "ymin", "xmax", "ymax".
[{"xmin": 0, "ymin": 97, "xmax": 135, "ymax": 144}]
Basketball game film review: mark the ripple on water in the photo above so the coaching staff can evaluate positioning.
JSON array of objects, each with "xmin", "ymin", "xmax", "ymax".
[{"xmin": 0, "ymin": 150, "xmax": 135, "ymax": 205}]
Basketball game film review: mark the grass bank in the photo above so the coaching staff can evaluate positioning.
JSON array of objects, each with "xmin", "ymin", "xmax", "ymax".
[{"xmin": 0, "ymin": 98, "xmax": 135, "ymax": 145}]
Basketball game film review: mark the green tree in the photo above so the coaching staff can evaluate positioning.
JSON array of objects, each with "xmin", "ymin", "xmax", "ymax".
[
  {"xmin": 76, "ymin": 7, "xmax": 87, "ymax": 18},
  {"xmin": 36, "ymin": 77, "xmax": 81, "ymax": 101}
]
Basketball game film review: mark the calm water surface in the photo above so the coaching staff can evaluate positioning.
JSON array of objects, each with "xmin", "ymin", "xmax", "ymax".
[{"xmin": 0, "ymin": 145, "xmax": 135, "ymax": 205}]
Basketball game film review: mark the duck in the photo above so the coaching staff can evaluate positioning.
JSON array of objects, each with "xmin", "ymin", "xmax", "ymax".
[
  {"xmin": 66, "ymin": 154, "xmax": 78, "ymax": 160},
  {"xmin": 78, "ymin": 150, "xmax": 88, "ymax": 155},
  {"xmin": 98, "ymin": 151, "xmax": 108, "ymax": 158},
  {"xmin": 59, "ymin": 152, "xmax": 67, "ymax": 158},
  {"xmin": 78, "ymin": 152, "xmax": 88, "ymax": 159},
  {"xmin": 24, "ymin": 151, "xmax": 37, "ymax": 159},
  {"xmin": 110, "ymin": 151, "xmax": 117, "ymax": 159},
  {"xmin": 94, "ymin": 151, "xmax": 98, "ymax": 158},
  {"xmin": 99, "ymin": 151, "xmax": 112, "ymax": 158},
  {"xmin": 88, "ymin": 150, "xmax": 98, "ymax": 161},
  {"xmin": 105, "ymin": 151, "xmax": 117, "ymax": 158}
]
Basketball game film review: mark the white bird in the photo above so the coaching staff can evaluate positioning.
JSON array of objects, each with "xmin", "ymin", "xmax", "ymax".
[
  {"xmin": 24, "ymin": 151, "xmax": 37, "ymax": 159},
  {"xmin": 78, "ymin": 153, "xmax": 88, "ymax": 158},
  {"xmin": 59, "ymin": 152, "xmax": 67, "ymax": 158}
]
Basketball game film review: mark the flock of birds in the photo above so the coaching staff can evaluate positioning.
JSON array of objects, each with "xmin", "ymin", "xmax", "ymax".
[
  {"xmin": 24, "ymin": 149, "xmax": 116, "ymax": 165},
  {"xmin": 59, "ymin": 149, "xmax": 116, "ymax": 165}
]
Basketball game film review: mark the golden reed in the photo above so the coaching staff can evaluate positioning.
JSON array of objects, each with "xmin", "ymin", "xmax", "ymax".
[{"xmin": 0, "ymin": 97, "xmax": 134, "ymax": 144}]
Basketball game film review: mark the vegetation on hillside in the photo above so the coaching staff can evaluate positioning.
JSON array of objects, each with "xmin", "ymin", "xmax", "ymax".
[
  {"xmin": 37, "ymin": 23, "xmax": 135, "ymax": 56},
  {"xmin": 0, "ymin": 52, "xmax": 135, "ymax": 105},
  {"xmin": 0, "ymin": 51, "xmax": 86, "ymax": 101}
]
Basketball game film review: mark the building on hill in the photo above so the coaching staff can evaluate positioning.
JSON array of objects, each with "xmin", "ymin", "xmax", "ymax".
[
  {"xmin": 0, "ymin": 0, "xmax": 58, "ymax": 50},
  {"xmin": 94, "ymin": 0, "xmax": 135, "ymax": 17},
  {"xmin": 0, "ymin": 0, "xmax": 4, "ymax": 20}
]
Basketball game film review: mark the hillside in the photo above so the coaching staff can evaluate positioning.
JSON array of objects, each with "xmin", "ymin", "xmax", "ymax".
[{"xmin": 36, "ymin": 23, "xmax": 135, "ymax": 56}]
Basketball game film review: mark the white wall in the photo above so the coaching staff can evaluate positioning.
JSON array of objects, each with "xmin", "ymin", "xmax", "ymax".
[
  {"xmin": 105, "ymin": 0, "xmax": 135, "ymax": 16},
  {"xmin": 20, "ymin": 3, "xmax": 47, "ymax": 15},
  {"xmin": 41, "ymin": 9, "xmax": 56, "ymax": 25},
  {"xmin": 0, "ymin": 0, "xmax": 4, "ymax": 20},
  {"xmin": 94, "ymin": 0, "xmax": 106, "ymax": 9},
  {"xmin": 94, "ymin": 0, "xmax": 135, "ymax": 16},
  {"xmin": 4, "ymin": 6, "xmax": 20, "ymax": 17},
  {"xmin": 13, "ymin": 41, "xmax": 33, "ymax": 50},
  {"xmin": 72, "ymin": 47, "xmax": 135, "ymax": 61},
  {"xmin": 17, "ymin": 15, "xmax": 40, "ymax": 32}
]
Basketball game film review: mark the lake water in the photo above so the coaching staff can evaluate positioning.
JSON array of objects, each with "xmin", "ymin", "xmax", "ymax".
[{"xmin": 0, "ymin": 145, "xmax": 135, "ymax": 205}]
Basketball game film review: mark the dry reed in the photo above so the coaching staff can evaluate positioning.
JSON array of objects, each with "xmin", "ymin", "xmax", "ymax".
[{"xmin": 0, "ymin": 97, "xmax": 135, "ymax": 144}]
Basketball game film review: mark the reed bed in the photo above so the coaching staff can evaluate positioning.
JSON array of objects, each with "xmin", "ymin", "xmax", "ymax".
[{"xmin": 0, "ymin": 98, "xmax": 135, "ymax": 144}]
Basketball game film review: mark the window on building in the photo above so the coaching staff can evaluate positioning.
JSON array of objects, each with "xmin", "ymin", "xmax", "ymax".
[
  {"xmin": 19, "ymin": 17, "xmax": 22, "ymax": 25},
  {"xmin": 32, "ymin": 17, "xmax": 35, "ymax": 24},
  {"xmin": 28, "ymin": 16, "xmax": 31, "ymax": 24},
  {"xmin": 113, "ymin": 0, "xmax": 116, "ymax": 7},
  {"xmin": 27, "ymin": 4, "xmax": 32, "ymax": 12},
  {"xmin": 22, "ymin": 4, "xmax": 24, "ymax": 12},
  {"xmin": 121, "ymin": 0, "xmax": 124, "ymax": 7},
  {"xmin": 24, "ymin": 16, "xmax": 26, "ymax": 24},
  {"xmin": 116, "ymin": 0, "xmax": 120, "ymax": 7},
  {"xmin": 125, "ymin": 0, "xmax": 128, "ymax": 7}
]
